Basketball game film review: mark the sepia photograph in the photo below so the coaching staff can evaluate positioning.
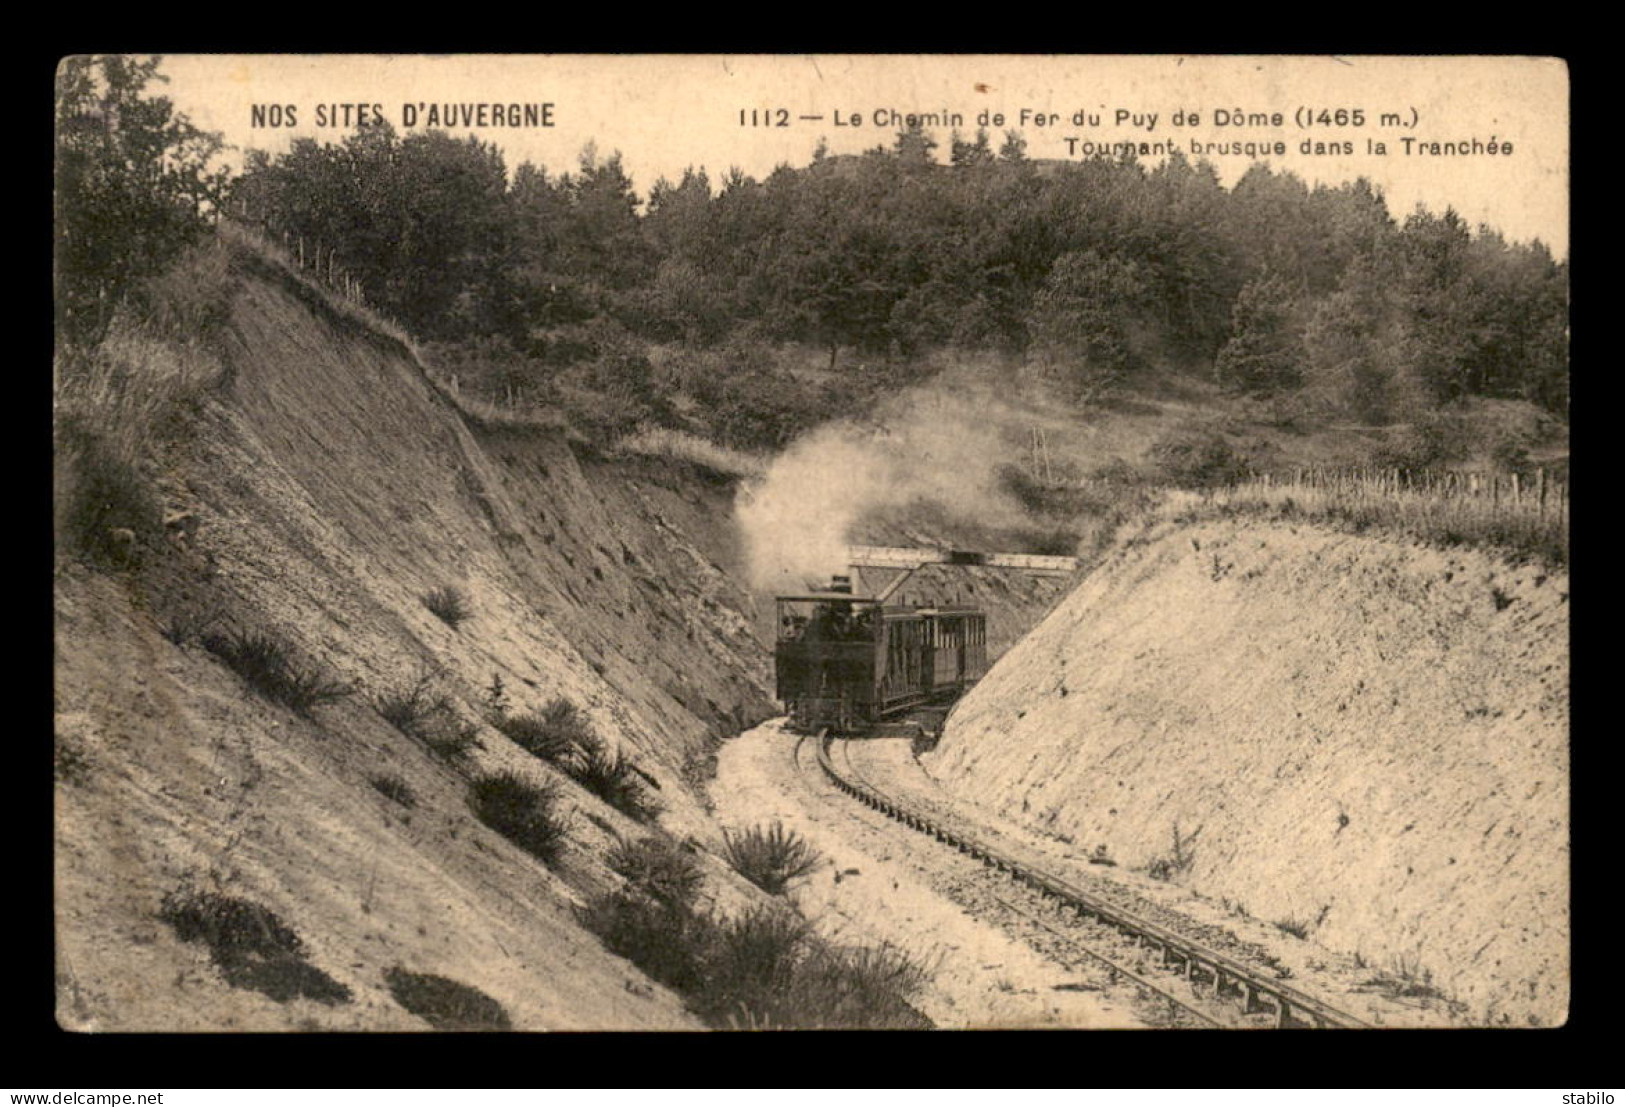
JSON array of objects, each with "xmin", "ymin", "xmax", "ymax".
[{"xmin": 52, "ymin": 54, "xmax": 1569, "ymax": 1033}]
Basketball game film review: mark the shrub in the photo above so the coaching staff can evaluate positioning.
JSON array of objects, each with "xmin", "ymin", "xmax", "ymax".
[
  {"xmin": 422, "ymin": 585, "xmax": 472, "ymax": 629},
  {"xmin": 384, "ymin": 967, "xmax": 511, "ymax": 1031},
  {"xmin": 696, "ymin": 907, "xmax": 810, "ymax": 1018},
  {"xmin": 159, "ymin": 889, "xmax": 352, "ymax": 1005},
  {"xmin": 576, "ymin": 890, "xmax": 716, "ymax": 994},
  {"xmin": 607, "ymin": 835, "xmax": 704, "ymax": 909},
  {"xmin": 1274, "ymin": 915, "xmax": 1312, "ymax": 940},
  {"xmin": 158, "ymin": 602, "xmax": 224, "ymax": 648},
  {"xmin": 55, "ymin": 420, "xmax": 162, "ymax": 568},
  {"xmin": 376, "ymin": 674, "xmax": 453, "ymax": 736},
  {"xmin": 1147, "ymin": 822, "xmax": 1200, "ymax": 882},
  {"xmin": 484, "ymin": 673, "xmax": 511, "ymax": 717},
  {"xmin": 200, "ymin": 628, "xmax": 351, "ymax": 716},
  {"xmin": 698, "ymin": 913, "xmax": 929, "ymax": 1030},
  {"xmin": 421, "ymin": 719, "xmax": 483, "ymax": 768},
  {"xmin": 55, "ymin": 736, "xmax": 94, "ymax": 786},
  {"xmin": 567, "ymin": 743, "xmax": 662, "ymax": 823},
  {"xmin": 377, "ymin": 673, "xmax": 482, "ymax": 768},
  {"xmin": 577, "ymin": 889, "xmax": 930, "ymax": 1029},
  {"xmin": 785, "ymin": 941, "xmax": 931, "ymax": 1029},
  {"xmin": 468, "ymin": 771, "xmax": 571, "ymax": 867},
  {"xmin": 721, "ymin": 822, "xmax": 822, "ymax": 895},
  {"xmin": 370, "ymin": 774, "xmax": 417, "ymax": 808},
  {"xmin": 496, "ymin": 698, "xmax": 590, "ymax": 763},
  {"xmin": 1148, "ymin": 430, "xmax": 1253, "ymax": 489}
]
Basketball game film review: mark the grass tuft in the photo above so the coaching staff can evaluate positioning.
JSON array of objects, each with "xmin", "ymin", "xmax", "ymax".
[
  {"xmin": 422, "ymin": 585, "xmax": 472, "ymax": 629},
  {"xmin": 566, "ymin": 741, "xmax": 662, "ymax": 823},
  {"xmin": 495, "ymin": 697, "xmax": 590, "ymax": 764},
  {"xmin": 607, "ymin": 835, "xmax": 704, "ymax": 909},
  {"xmin": 468, "ymin": 771, "xmax": 571, "ymax": 867},
  {"xmin": 200, "ymin": 628, "xmax": 351, "ymax": 716},
  {"xmin": 55, "ymin": 420, "xmax": 163, "ymax": 569},
  {"xmin": 721, "ymin": 822, "xmax": 822, "ymax": 895},
  {"xmin": 1146, "ymin": 822, "xmax": 1199, "ymax": 882},
  {"xmin": 1274, "ymin": 914, "xmax": 1313, "ymax": 940},
  {"xmin": 55, "ymin": 736, "xmax": 94, "ymax": 786},
  {"xmin": 576, "ymin": 891, "xmax": 929, "ymax": 1029},
  {"xmin": 370, "ymin": 774, "xmax": 417, "ymax": 808},
  {"xmin": 376, "ymin": 673, "xmax": 483, "ymax": 768}
]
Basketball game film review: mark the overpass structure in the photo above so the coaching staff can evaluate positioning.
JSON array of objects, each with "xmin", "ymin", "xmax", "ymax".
[
  {"xmin": 847, "ymin": 545, "xmax": 1078, "ymax": 576},
  {"xmin": 846, "ymin": 545, "xmax": 1079, "ymax": 604}
]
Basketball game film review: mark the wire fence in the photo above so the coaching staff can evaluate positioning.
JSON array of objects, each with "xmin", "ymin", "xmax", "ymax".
[
  {"xmin": 216, "ymin": 206, "xmax": 373, "ymax": 309},
  {"xmin": 1186, "ymin": 465, "xmax": 1570, "ymax": 564},
  {"xmin": 1246, "ymin": 465, "xmax": 1568, "ymax": 523}
]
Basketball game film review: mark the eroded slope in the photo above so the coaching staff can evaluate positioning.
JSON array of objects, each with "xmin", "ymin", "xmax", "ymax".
[
  {"xmin": 925, "ymin": 517, "xmax": 1568, "ymax": 1026},
  {"xmin": 55, "ymin": 244, "xmax": 776, "ymax": 1030}
]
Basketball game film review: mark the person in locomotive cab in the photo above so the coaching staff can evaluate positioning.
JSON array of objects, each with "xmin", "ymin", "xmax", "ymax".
[
  {"xmin": 853, "ymin": 607, "xmax": 878, "ymax": 639},
  {"xmin": 828, "ymin": 604, "xmax": 851, "ymax": 639}
]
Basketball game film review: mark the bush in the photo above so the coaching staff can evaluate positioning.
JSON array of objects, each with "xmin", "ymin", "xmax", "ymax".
[
  {"xmin": 376, "ymin": 674, "xmax": 453, "ymax": 736},
  {"xmin": 55, "ymin": 736, "xmax": 94, "ymax": 786},
  {"xmin": 699, "ymin": 912, "xmax": 929, "ymax": 1029},
  {"xmin": 200, "ymin": 628, "xmax": 351, "ymax": 716},
  {"xmin": 566, "ymin": 743, "xmax": 662, "ymax": 824},
  {"xmin": 384, "ymin": 967, "xmax": 511, "ymax": 1031},
  {"xmin": 576, "ymin": 890, "xmax": 716, "ymax": 994},
  {"xmin": 421, "ymin": 719, "xmax": 483, "ymax": 768},
  {"xmin": 377, "ymin": 673, "xmax": 482, "ymax": 768},
  {"xmin": 496, "ymin": 698, "xmax": 592, "ymax": 764},
  {"xmin": 422, "ymin": 585, "xmax": 471, "ymax": 629},
  {"xmin": 1146, "ymin": 822, "xmax": 1199, "ymax": 882},
  {"xmin": 55, "ymin": 420, "xmax": 162, "ymax": 568},
  {"xmin": 721, "ymin": 822, "xmax": 822, "ymax": 895},
  {"xmin": 784, "ymin": 941, "xmax": 931, "ymax": 1029},
  {"xmin": 577, "ymin": 889, "xmax": 930, "ymax": 1029},
  {"xmin": 370, "ymin": 774, "xmax": 417, "ymax": 808},
  {"xmin": 607, "ymin": 836, "xmax": 704, "ymax": 910},
  {"xmin": 1148, "ymin": 431, "xmax": 1253, "ymax": 489},
  {"xmin": 468, "ymin": 771, "xmax": 571, "ymax": 867},
  {"xmin": 696, "ymin": 908, "xmax": 810, "ymax": 1018},
  {"xmin": 159, "ymin": 889, "xmax": 352, "ymax": 1006},
  {"xmin": 1274, "ymin": 915, "xmax": 1312, "ymax": 940}
]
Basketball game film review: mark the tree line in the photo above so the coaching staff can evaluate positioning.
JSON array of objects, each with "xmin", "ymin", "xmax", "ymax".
[{"xmin": 57, "ymin": 58, "xmax": 1569, "ymax": 455}]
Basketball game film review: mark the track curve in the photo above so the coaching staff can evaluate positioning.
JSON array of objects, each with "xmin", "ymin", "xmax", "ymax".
[{"xmin": 815, "ymin": 730, "xmax": 1370, "ymax": 1030}]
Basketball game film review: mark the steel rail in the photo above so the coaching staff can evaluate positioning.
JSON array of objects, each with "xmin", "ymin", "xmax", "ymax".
[
  {"xmin": 981, "ymin": 890, "xmax": 1227, "ymax": 1028},
  {"xmin": 815, "ymin": 731, "xmax": 1369, "ymax": 1030}
]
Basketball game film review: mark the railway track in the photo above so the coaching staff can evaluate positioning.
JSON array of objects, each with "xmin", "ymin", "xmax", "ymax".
[{"xmin": 814, "ymin": 730, "xmax": 1370, "ymax": 1030}]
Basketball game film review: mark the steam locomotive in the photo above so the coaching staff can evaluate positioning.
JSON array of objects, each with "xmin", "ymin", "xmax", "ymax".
[{"xmin": 774, "ymin": 576, "xmax": 988, "ymax": 733}]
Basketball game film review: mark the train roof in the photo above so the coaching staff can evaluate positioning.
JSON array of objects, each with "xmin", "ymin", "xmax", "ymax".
[
  {"xmin": 774, "ymin": 594, "xmax": 984, "ymax": 616},
  {"xmin": 774, "ymin": 593, "xmax": 881, "ymax": 603}
]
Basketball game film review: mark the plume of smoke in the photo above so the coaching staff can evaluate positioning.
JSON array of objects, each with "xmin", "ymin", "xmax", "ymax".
[{"xmin": 734, "ymin": 374, "xmax": 1035, "ymax": 592}]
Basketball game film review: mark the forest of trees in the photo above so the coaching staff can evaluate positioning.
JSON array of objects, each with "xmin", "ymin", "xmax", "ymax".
[
  {"xmin": 228, "ymin": 121, "xmax": 1568, "ymax": 449},
  {"xmin": 56, "ymin": 56, "xmax": 1569, "ymax": 457}
]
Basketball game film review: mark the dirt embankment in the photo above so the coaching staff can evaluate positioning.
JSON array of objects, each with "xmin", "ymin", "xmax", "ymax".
[
  {"xmin": 924, "ymin": 517, "xmax": 1568, "ymax": 1026},
  {"xmin": 55, "ymin": 245, "xmax": 777, "ymax": 1030}
]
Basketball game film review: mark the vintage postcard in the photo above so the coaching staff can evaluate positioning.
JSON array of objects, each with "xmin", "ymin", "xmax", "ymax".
[{"xmin": 53, "ymin": 54, "xmax": 1568, "ymax": 1034}]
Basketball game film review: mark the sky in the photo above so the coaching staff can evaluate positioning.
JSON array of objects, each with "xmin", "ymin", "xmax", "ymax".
[{"xmin": 152, "ymin": 54, "xmax": 1569, "ymax": 257}]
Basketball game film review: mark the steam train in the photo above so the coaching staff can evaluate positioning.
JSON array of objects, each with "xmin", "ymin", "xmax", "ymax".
[{"xmin": 774, "ymin": 577, "xmax": 988, "ymax": 733}]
